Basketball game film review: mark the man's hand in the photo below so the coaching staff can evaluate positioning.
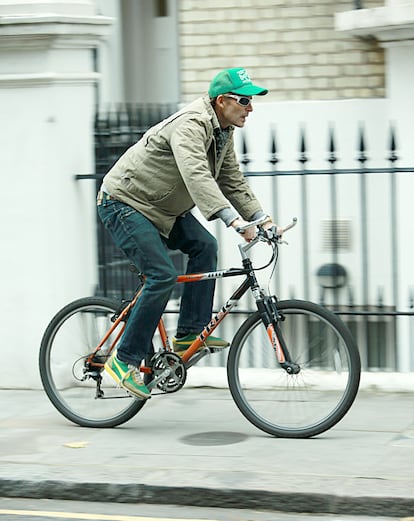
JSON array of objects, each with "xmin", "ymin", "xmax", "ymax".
[
  {"xmin": 232, "ymin": 217, "xmax": 284, "ymax": 243},
  {"xmin": 231, "ymin": 218, "xmax": 257, "ymax": 242},
  {"xmin": 263, "ymin": 222, "xmax": 284, "ymax": 240}
]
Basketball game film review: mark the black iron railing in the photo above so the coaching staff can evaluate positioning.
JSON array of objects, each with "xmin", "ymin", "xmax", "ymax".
[
  {"xmin": 91, "ymin": 104, "xmax": 183, "ymax": 300},
  {"xmin": 75, "ymin": 106, "xmax": 414, "ymax": 370}
]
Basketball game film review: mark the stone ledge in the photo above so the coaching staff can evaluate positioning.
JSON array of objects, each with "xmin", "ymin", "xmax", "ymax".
[
  {"xmin": 335, "ymin": 5, "xmax": 414, "ymax": 42},
  {"xmin": 0, "ymin": 14, "xmax": 113, "ymax": 49},
  {"xmin": 0, "ymin": 13, "xmax": 112, "ymax": 26},
  {"xmin": 0, "ymin": 71, "xmax": 100, "ymax": 87}
]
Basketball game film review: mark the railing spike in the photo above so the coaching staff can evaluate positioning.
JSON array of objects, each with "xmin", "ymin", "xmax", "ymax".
[
  {"xmin": 319, "ymin": 287, "xmax": 325, "ymax": 306},
  {"xmin": 377, "ymin": 287, "xmax": 384, "ymax": 307},
  {"xmin": 299, "ymin": 126, "xmax": 308, "ymax": 165},
  {"xmin": 348, "ymin": 286, "xmax": 354, "ymax": 307},
  {"xmin": 328, "ymin": 125, "xmax": 337, "ymax": 166},
  {"xmin": 388, "ymin": 124, "xmax": 398, "ymax": 163},
  {"xmin": 357, "ymin": 123, "xmax": 367, "ymax": 165},
  {"xmin": 240, "ymin": 133, "xmax": 250, "ymax": 168},
  {"xmin": 270, "ymin": 126, "xmax": 279, "ymax": 167}
]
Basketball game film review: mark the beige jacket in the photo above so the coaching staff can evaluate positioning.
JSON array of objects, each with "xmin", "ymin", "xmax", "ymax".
[{"xmin": 102, "ymin": 95, "xmax": 263, "ymax": 237}]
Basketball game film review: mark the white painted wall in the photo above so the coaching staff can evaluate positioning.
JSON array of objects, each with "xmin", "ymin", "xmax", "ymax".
[{"xmin": 0, "ymin": 0, "xmax": 112, "ymax": 388}]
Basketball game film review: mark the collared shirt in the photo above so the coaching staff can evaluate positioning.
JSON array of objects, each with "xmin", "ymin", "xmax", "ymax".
[{"xmin": 214, "ymin": 126, "xmax": 231, "ymax": 159}]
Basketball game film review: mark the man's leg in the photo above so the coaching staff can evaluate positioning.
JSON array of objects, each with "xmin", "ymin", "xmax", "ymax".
[
  {"xmin": 165, "ymin": 213, "xmax": 218, "ymax": 335},
  {"xmin": 98, "ymin": 200, "xmax": 177, "ymax": 366}
]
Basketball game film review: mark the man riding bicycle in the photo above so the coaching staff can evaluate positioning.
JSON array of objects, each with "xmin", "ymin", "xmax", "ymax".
[{"xmin": 97, "ymin": 67, "xmax": 278, "ymax": 399}]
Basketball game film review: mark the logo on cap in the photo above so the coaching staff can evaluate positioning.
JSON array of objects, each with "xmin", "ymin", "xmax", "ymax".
[{"xmin": 238, "ymin": 69, "xmax": 251, "ymax": 84}]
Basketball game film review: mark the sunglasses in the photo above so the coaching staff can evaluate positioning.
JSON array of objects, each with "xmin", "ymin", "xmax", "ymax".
[{"xmin": 223, "ymin": 93, "xmax": 252, "ymax": 106}]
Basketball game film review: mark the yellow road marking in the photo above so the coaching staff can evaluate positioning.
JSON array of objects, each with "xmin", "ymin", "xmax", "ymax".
[
  {"xmin": 63, "ymin": 442, "xmax": 89, "ymax": 449},
  {"xmin": 0, "ymin": 510, "xmax": 220, "ymax": 521}
]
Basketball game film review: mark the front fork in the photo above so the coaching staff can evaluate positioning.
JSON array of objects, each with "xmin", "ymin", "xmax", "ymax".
[{"xmin": 257, "ymin": 295, "xmax": 301, "ymax": 375}]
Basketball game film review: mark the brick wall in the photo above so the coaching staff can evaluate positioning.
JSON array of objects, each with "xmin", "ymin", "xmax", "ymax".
[{"xmin": 178, "ymin": 0, "xmax": 385, "ymax": 101}]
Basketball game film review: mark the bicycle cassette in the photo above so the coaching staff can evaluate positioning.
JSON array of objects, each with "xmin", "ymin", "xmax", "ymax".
[{"xmin": 149, "ymin": 352, "xmax": 187, "ymax": 393}]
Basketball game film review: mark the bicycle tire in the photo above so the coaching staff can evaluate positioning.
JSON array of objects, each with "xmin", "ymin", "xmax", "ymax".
[
  {"xmin": 39, "ymin": 296, "xmax": 147, "ymax": 428},
  {"xmin": 227, "ymin": 299, "xmax": 361, "ymax": 438}
]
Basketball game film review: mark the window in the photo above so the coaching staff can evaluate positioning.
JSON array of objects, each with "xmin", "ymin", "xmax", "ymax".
[{"xmin": 155, "ymin": 0, "xmax": 168, "ymax": 17}]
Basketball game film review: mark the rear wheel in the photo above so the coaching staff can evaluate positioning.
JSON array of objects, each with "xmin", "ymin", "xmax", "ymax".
[
  {"xmin": 227, "ymin": 299, "xmax": 360, "ymax": 438},
  {"xmin": 39, "ymin": 297, "xmax": 147, "ymax": 428}
]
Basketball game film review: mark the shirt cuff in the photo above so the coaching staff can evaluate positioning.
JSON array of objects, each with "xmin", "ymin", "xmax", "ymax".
[
  {"xmin": 216, "ymin": 208, "xmax": 240, "ymax": 227},
  {"xmin": 250, "ymin": 211, "xmax": 268, "ymax": 221}
]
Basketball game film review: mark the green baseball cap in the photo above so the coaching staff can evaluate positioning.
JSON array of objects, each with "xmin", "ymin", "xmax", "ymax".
[{"xmin": 208, "ymin": 67, "xmax": 268, "ymax": 98}]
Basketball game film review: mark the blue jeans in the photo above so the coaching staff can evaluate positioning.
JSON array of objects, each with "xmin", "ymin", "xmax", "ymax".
[{"xmin": 97, "ymin": 199, "xmax": 218, "ymax": 366}]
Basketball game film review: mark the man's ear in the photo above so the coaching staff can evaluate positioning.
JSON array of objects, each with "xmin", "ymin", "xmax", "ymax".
[{"xmin": 215, "ymin": 94, "xmax": 226, "ymax": 108}]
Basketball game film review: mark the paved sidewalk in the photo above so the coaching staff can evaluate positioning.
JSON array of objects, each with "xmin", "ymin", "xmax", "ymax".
[{"xmin": 0, "ymin": 372, "xmax": 413, "ymax": 518}]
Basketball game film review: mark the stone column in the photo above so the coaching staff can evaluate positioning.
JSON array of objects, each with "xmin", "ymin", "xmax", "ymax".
[{"xmin": 0, "ymin": 0, "xmax": 112, "ymax": 387}]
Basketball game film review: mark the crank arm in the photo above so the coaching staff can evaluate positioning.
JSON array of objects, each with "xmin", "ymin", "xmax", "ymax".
[{"xmin": 146, "ymin": 368, "xmax": 171, "ymax": 390}]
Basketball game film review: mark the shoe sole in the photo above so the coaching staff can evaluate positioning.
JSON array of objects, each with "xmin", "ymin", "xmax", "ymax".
[{"xmin": 104, "ymin": 362, "xmax": 150, "ymax": 400}]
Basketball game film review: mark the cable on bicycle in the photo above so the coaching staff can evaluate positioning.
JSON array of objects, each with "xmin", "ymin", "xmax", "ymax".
[{"xmin": 266, "ymin": 240, "xmax": 279, "ymax": 297}]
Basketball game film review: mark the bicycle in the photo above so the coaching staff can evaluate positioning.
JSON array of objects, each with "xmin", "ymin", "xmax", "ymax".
[{"xmin": 39, "ymin": 216, "xmax": 361, "ymax": 438}]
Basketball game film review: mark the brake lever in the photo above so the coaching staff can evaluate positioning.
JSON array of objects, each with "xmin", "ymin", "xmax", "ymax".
[
  {"xmin": 258, "ymin": 225, "xmax": 287, "ymax": 244},
  {"xmin": 269, "ymin": 218, "xmax": 298, "ymax": 244}
]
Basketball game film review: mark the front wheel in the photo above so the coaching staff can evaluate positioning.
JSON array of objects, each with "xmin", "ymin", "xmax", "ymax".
[
  {"xmin": 39, "ymin": 296, "xmax": 147, "ymax": 428},
  {"xmin": 227, "ymin": 299, "xmax": 361, "ymax": 438}
]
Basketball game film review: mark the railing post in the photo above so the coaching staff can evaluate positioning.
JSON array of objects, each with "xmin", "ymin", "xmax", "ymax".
[
  {"xmin": 327, "ymin": 126, "xmax": 341, "ymax": 309},
  {"xmin": 358, "ymin": 123, "xmax": 369, "ymax": 307},
  {"xmin": 269, "ymin": 126, "xmax": 280, "ymax": 295},
  {"xmin": 388, "ymin": 125, "xmax": 399, "ymax": 309},
  {"xmin": 299, "ymin": 127, "xmax": 310, "ymax": 300}
]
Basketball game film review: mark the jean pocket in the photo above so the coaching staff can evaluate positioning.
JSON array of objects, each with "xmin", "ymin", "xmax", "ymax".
[
  {"xmin": 118, "ymin": 205, "xmax": 136, "ymax": 221},
  {"xmin": 98, "ymin": 200, "xmax": 122, "ymax": 229}
]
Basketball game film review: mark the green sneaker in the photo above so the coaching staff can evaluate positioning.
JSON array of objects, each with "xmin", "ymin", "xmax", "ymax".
[
  {"xmin": 172, "ymin": 333, "xmax": 229, "ymax": 356},
  {"xmin": 104, "ymin": 351, "xmax": 150, "ymax": 400}
]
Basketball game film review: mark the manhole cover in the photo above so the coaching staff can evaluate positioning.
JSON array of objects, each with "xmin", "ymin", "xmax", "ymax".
[{"xmin": 180, "ymin": 431, "xmax": 248, "ymax": 446}]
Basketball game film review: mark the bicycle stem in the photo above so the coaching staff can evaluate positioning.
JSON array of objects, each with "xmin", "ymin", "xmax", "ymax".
[{"xmin": 238, "ymin": 235, "xmax": 261, "ymax": 260}]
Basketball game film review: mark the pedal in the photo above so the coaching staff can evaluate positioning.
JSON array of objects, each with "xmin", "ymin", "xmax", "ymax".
[{"xmin": 208, "ymin": 345, "xmax": 228, "ymax": 352}]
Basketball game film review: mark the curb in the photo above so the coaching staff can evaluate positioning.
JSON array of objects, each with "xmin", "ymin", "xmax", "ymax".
[{"xmin": 1, "ymin": 479, "xmax": 414, "ymax": 518}]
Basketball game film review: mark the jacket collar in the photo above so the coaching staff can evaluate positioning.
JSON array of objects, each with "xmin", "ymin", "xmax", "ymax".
[{"xmin": 202, "ymin": 94, "xmax": 234, "ymax": 135}]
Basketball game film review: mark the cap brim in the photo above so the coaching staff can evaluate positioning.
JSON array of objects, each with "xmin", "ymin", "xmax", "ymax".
[{"xmin": 232, "ymin": 84, "xmax": 268, "ymax": 96}]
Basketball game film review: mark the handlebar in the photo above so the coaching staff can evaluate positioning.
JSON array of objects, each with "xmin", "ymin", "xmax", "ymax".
[
  {"xmin": 235, "ymin": 215, "xmax": 274, "ymax": 234},
  {"xmin": 238, "ymin": 217, "xmax": 298, "ymax": 259},
  {"xmin": 236, "ymin": 216, "xmax": 298, "ymax": 238}
]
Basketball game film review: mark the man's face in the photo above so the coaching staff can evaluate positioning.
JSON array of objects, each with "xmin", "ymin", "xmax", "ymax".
[{"xmin": 215, "ymin": 93, "xmax": 253, "ymax": 129}]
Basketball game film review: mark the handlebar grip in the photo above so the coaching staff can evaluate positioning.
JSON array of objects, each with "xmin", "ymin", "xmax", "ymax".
[
  {"xmin": 282, "ymin": 217, "xmax": 298, "ymax": 233},
  {"xmin": 235, "ymin": 215, "xmax": 271, "ymax": 234},
  {"xmin": 236, "ymin": 217, "xmax": 298, "ymax": 238}
]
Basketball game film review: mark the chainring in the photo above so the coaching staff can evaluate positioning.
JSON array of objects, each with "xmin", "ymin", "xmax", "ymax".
[{"xmin": 150, "ymin": 351, "xmax": 187, "ymax": 393}]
